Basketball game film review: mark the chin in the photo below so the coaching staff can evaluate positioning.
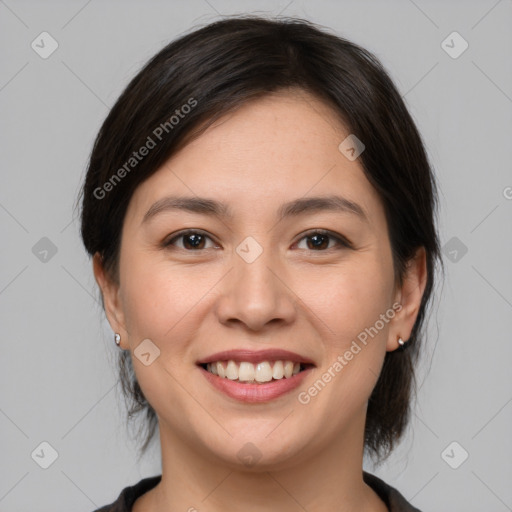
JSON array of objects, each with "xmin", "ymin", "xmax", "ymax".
[{"xmin": 203, "ymin": 426, "xmax": 312, "ymax": 471}]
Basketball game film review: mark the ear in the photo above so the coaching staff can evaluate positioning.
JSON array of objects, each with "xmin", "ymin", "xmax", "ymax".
[
  {"xmin": 386, "ymin": 246, "xmax": 428, "ymax": 352},
  {"xmin": 93, "ymin": 252, "xmax": 128, "ymax": 348}
]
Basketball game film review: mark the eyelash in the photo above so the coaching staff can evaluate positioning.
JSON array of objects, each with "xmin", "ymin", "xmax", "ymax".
[{"xmin": 163, "ymin": 229, "xmax": 352, "ymax": 252}]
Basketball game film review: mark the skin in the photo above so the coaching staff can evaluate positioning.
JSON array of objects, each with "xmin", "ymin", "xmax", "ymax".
[{"xmin": 93, "ymin": 89, "xmax": 427, "ymax": 512}]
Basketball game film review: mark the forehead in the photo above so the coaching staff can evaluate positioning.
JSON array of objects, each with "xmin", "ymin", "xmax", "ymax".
[{"xmin": 125, "ymin": 90, "xmax": 386, "ymax": 231}]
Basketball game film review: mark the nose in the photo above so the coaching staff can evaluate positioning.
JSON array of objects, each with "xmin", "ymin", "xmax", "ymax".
[{"xmin": 214, "ymin": 245, "xmax": 297, "ymax": 332}]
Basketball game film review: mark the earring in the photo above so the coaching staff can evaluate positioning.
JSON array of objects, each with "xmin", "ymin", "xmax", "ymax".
[
  {"xmin": 397, "ymin": 336, "xmax": 406, "ymax": 347},
  {"xmin": 114, "ymin": 333, "xmax": 121, "ymax": 346}
]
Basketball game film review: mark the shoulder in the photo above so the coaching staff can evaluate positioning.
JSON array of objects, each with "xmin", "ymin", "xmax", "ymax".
[
  {"xmin": 91, "ymin": 475, "xmax": 162, "ymax": 512},
  {"xmin": 363, "ymin": 472, "xmax": 423, "ymax": 512}
]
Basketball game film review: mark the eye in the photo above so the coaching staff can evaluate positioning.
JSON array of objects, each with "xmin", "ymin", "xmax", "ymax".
[
  {"xmin": 163, "ymin": 229, "xmax": 352, "ymax": 252},
  {"xmin": 163, "ymin": 230, "xmax": 218, "ymax": 251},
  {"xmin": 294, "ymin": 229, "xmax": 352, "ymax": 251}
]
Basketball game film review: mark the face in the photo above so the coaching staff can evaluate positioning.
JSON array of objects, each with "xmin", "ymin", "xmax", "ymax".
[{"xmin": 95, "ymin": 89, "xmax": 424, "ymax": 471}]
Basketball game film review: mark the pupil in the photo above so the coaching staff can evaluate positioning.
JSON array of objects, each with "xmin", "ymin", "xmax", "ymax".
[
  {"xmin": 185, "ymin": 234, "xmax": 203, "ymax": 249},
  {"xmin": 309, "ymin": 234, "xmax": 327, "ymax": 249}
]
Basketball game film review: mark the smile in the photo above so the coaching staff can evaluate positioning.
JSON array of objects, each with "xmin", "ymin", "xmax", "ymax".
[{"xmin": 197, "ymin": 349, "xmax": 315, "ymax": 403}]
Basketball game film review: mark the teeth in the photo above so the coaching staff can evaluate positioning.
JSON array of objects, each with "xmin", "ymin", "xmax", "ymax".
[
  {"xmin": 272, "ymin": 361, "xmax": 284, "ymax": 379},
  {"xmin": 238, "ymin": 362, "xmax": 255, "ymax": 382},
  {"xmin": 255, "ymin": 362, "xmax": 272, "ymax": 383},
  {"xmin": 283, "ymin": 361, "xmax": 294, "ymax": 378},
  {"xmin": 205, "ymin": 360, "xmax": 305, "ymax": 383},
  {"xmin": 226, "ymin": 360, "xmax": 238, "ymax": 380}
]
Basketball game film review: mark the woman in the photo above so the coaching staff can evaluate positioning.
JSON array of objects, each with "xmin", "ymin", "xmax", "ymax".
[{"xmin": 79, "ymin": 15, "xmax": 441, "ymax": 512}]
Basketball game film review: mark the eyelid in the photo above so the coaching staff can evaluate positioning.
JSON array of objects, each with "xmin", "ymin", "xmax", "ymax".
[
  {"xmin": 163, "ymin": 228, "xmax": 352, "ymax": 250},
  {"xmin": 293, "ymin": 228, "xmax": 352, "ymax": 249},
  {"xmin": 163, "ymin": 229, "xmax": 219, "ymax": 249}
]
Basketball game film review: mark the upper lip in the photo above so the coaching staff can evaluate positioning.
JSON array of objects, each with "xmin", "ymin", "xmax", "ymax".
[{"xmin": 196, "ymin": 349, "xmax": 316, "ymax": 366}]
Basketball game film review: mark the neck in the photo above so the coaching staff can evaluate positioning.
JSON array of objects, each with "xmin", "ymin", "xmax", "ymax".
[{"xmin": 143, "ymin": 409, "xmax": 387, "ymax": 512}]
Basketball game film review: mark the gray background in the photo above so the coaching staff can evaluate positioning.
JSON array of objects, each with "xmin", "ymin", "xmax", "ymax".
[{"xmin": 1, "ymin": 0, "xmax": 511, "ymax": 511}]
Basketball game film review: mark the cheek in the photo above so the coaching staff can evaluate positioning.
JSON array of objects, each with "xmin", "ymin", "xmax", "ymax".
[
  {"xmin": 318, "ymin": 256, "xmax": 394, "ymax": 400},
  {"xmin": 304, "ymin": 256, "xmax": 394, "ymax": 344},
  {"xmin": 118, "ymin": 253, "xmax": 220, "ymax": 364},
  {"xmin": 299, "ymin": 267, "xmax": 393, "ymax": 420},
  {"xmin": 118, "ymin": 257, "xmax": 200, "ymax": 414},
  {"xmin": 119, "ymin": 249, "xmax": 193, "ymax": 333}
]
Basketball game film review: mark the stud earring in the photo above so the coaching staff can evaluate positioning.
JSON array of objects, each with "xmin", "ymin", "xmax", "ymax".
[
  {"xmin": 114, "ymin": 333, "xmax": 121, "ymax": 346},
  {"xmin": 397, "ymin": 336, "xmax": 406, "ymax": 347}
]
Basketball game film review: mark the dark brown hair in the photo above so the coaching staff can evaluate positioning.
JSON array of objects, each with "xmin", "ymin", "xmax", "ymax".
[{"xmin": 77, "ymin": 15, "xmax": 442, "ymax": 462}]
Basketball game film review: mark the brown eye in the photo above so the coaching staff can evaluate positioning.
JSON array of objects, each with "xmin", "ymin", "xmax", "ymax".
[
  {"xmin": 295, "ymin": 230, "xmax": 351, "ymax": 251},
  {"xmin": 164, "ymin": 230, "xmax": 216, "ymax": 251}
]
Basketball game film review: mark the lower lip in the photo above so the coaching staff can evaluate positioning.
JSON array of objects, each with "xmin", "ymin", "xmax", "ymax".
[{"xmin": 199, "ymin": 365, "xmax": 312, "ymax": 403}]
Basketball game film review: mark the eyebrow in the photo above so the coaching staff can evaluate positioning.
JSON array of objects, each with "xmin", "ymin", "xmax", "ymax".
[{"xmin": 141, "ymin": 194, "xmax": 369, "ymax": 225}]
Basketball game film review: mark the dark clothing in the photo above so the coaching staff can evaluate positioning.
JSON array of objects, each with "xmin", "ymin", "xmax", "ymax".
[
  {"xmin": 363, "ymin": 472, "xmax": 422, "ymax": 511},
  {"xmin": 92, "ymin": 471, "xmax": 422, "ymax": 511}
]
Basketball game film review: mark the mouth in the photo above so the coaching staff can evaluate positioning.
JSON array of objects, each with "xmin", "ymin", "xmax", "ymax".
[{"xmin": 196, "ymin": 349, "xmax": 315, "ymax": 402}]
